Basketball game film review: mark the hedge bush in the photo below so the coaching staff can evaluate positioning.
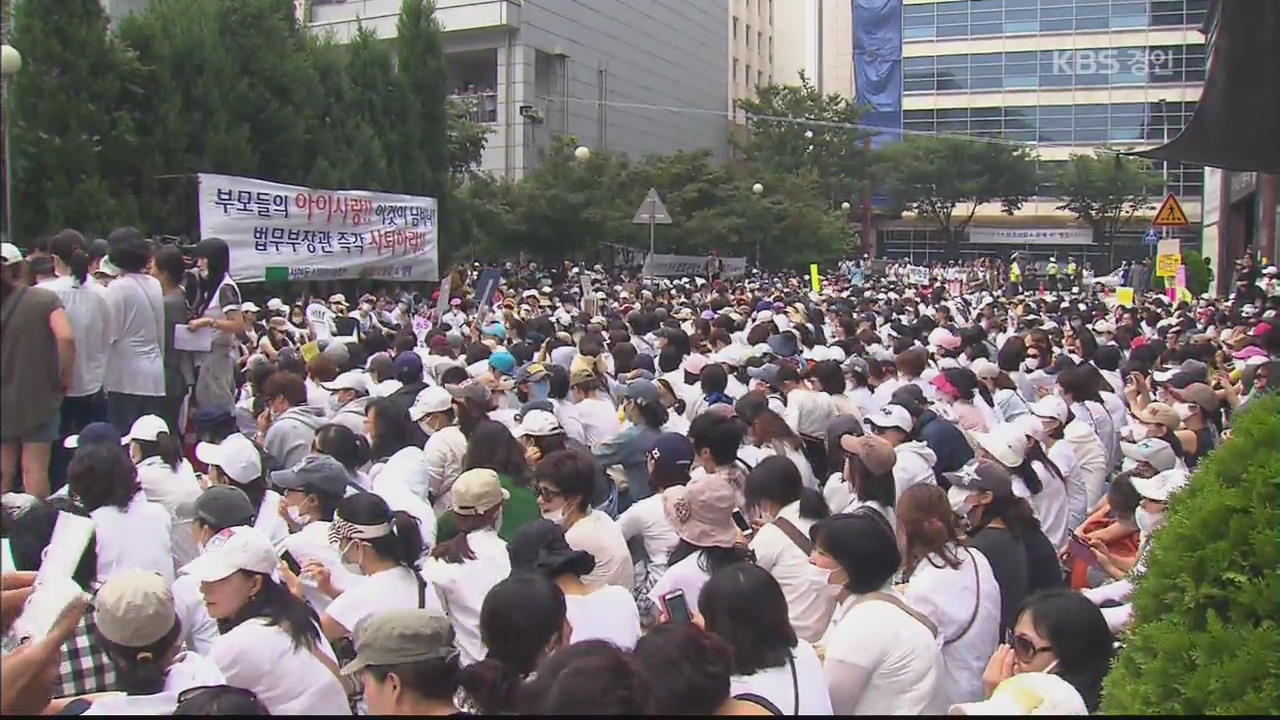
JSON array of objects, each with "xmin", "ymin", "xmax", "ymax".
[
  {"xmin": 1183, "ymin": 249, "xmax": 1210, "ymax": 296},
  {"xmin": 1102, "ymin": 393, "xmax": 1280, "ymax": 714}
]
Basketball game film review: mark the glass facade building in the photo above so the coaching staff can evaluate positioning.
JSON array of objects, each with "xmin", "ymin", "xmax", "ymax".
[{"xmin": 903, "ymin": 0, "xmax": 1208, "ymax": 40}]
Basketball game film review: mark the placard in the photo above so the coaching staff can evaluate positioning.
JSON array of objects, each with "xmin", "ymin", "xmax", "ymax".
[
  {"xmin": 642, "ymin": 253, "xmax": 747, "ymax": 278},
  {"xmin": 1115, "ymin": 287, "xmax": 1135, "ymax": 307},
  {"xmin": 197, "ymin": 173, "xmax": 439, "ymax": 283}
]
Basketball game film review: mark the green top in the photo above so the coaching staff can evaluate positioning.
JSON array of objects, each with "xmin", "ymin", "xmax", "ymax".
[{"xmin": 436, "ymin": 472, "xmax": 541, "ymax": 543}]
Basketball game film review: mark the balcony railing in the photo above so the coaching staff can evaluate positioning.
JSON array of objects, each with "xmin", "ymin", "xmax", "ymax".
[{"xmin": 451, "ymin": 91, "xmax": 498, "ymax": 124}]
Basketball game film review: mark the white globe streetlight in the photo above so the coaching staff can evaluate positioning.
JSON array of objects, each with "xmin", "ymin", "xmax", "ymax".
[
  {"xmin": 573, "ymin": 145, "xmax": 591, "ymax": 161},
  {"xmin": 841, "ymin": 201, "xmax": 852, "ymax": 211},
  {"xmin": 751, "ymin": 182, "xmax": 764, "ymax": 195},
  {"xmin": 803, "ymin": 129, "xmax": 814, "ymax": 139},
  {"xmin": 0, "ymin": 45, "xmax": 21, "ymax": 77}
]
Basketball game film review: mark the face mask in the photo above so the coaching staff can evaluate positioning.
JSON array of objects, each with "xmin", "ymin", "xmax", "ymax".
[
  {"xmin": 340, "ymin": 541, "xmax": 364, "ymax": 575},
  {"xmin": 1174, "ymin": 402, "xmax": 1196, "ymax": 420},
  {"xmin": 947, "ymin": 485, "xmax": 974, "ymax": 516},
  {"xmin": 327, "ymin": 394, "xmax": 343, "ymax": 412},
  {"xmin": 1023, "ymin": 358, "xmax": 1040, "ymax": 371},
  {"xmin": 1135, "ymin": 506, "xmax": 1162, "ymax": 534},
  {"xmin": 541, "ymin": 506, "xmax": 568, "ymax": 525},
  {"xmin": 286, "ymin": 504, "xmax": 312, "ymax": 526}
]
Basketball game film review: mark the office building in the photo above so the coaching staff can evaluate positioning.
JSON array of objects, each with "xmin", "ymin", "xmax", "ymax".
[
  {"xmin": 306, "ymin": 0, "xmax": 728, "ymax": 179},
  {"xmin": 879, "ymin": 0, "xmax": 1209, "ymax": 267}
]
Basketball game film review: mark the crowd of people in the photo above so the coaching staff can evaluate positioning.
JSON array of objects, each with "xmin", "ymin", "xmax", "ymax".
[{"xmin": 1, "ymin": 228, "xmax": 1278, "ymax": 715}]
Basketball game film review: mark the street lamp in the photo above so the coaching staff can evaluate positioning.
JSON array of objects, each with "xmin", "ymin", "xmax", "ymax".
[
  {"xmin": 1, "ymin": 44, "xmax": 20, "ymax": 245},
  {"xmin": 840, "ymin": 201, "xmax": 852, "ymax": 211},
  {"xmin": 574, "ymin": 145, "xmax": 591, "ymax": 161},
  {"xmin": 752, "ymin": 182, "xmax": 764, "ymax": 195},
  {"xmin": 751, "ymin": 182, "xmax": 765, "ymax": 269}
]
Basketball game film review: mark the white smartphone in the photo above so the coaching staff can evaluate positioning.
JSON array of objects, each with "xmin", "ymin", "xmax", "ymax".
[{"xmin": 38, "ymin": 512, "xmax": 96, "ymax": 584}]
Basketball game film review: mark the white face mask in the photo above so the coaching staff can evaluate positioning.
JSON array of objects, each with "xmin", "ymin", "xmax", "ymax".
[
  {"xmin": 1135, "ymin": 506, "xmax": 1162, "ymax": 534},
  {"xmin": 286, "ymin": 505, "xmax": 311, "ymax": 526},
  {"xmin": 1174, "ymin": 402, "xmax": 1196, "ymax": 420},
  {"xmin": 1023, "ymin": 357, "xmax": 1040, "ymax": 371},
  {"xmin": 339, "ymin": 541, "xmax": 364, "ymax": 575},
  {"xmin": 947, "ymin": 485, "xmax": 974, "ymax": 516},
  {"xmin": 541, "ymin": 506, "xmax": 568, "ymax": 525}
]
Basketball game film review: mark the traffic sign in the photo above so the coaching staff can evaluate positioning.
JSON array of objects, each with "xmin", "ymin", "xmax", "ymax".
[
  {"xmin": 1143, "ymin": 229, "xmax": 1160, "ymax": 245},
  {"xmin": 1152, "ymin": 193, "xmax": 1189, "ymax": 227},
  {"xmin": 632, "ymin": 187, "xmax": 673, "ymax": 225}
]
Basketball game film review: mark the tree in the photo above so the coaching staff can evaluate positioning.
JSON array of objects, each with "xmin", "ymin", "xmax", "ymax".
[
  {"xmin": 878, "ymin": 135, "xmax": 1038, "ymax": 256},
  {"xmin": 736, "ymin": 72, "xmax": 873, "ymax": 208},
  {"xmin": 1053, "ymin": 153, "xmax": 1161, "ymax": 248},
  {"xmin": 8, "ymin": 0, "xmax": 142, "ymax": 240},
  {"xmin": 396, "ymin": 0, "xmax": 449, "ymax": 198},
  {"xmin": 1102, "ymin": 393, "xmax": 1279, "ymax": 714}
]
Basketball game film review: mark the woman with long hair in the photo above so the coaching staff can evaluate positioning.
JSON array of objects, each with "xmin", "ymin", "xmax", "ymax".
[
  {"xmin": 974, "ymin": 422, "xmax": 1071, "ymax": 548},
  {"xmin": 365, "ymin": 397, "xmax": 430, "ymax": 502},
  {"xmin": 738, "ymin": 396, "xmax": 817, "ymax": 489},
  {"xmin": 896, "ymin": 484, "xmax": 1001, "ymax": 706},
  {"xmin": 68, "ymin": 444, "xmax": 175, "ymax": 584},
  {"xmin": 187, "ymin": 238, "xmax": 245, "ymax": 413},
  {"xmin": 125, "ymin": 414, "xmax": 203, "ymax": 568},
  {"xmin": 186, "ymin": 525, "xmax": 350, "ymax": 714},
  {"xmin": 437, "ymin": 419, "xmax": 539, "ymax": 542}
]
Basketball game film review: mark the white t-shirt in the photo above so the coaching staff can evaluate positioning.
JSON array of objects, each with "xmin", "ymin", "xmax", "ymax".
[
  {"xmin": 729, "ymin": 640, "xmax": 833, "ymax": 715},
  {"xmin": 1047, "ymin": 439, "xmax": 1088, "ymax": 530},
  {"xmin": 371, "ymin": 446, "xmax": 432, "ymax": 505},
  {"xmin": 305, "ymin": 302, "xmax": 336, "ymax": 341},
  {"xmin": 616, "ymin": 494, "xmax": 679, "ymax": 589},
  {"xmin": 903, "ymin": 546, "xmax": 1002, "ymax": 706},
  {"xmin": 422, "ymin": 528, "xmax": 510, "ymax": 666},
  {"xmin": 82, "ymin": 651, "xmax": 226, "ymax": 716},
  {"xmin": 1028, "ymin": 459, "xmax": 1070, "ymax": 548},
  {"xmin": 749, "ymin": 502, "xmax": 834, "ymax": 643},
  {"xmin": 135, "ymin": 456, "xmax": 202, "ymax": 515},
  {"xmin": 172, "ymin": 569, "xmax": 218, "ymax": 656},
  {"xmin": 647, "ymin": 550, "xmax": 711, "ymax": 611},
  {"xmin": 208, "ymin": 618, "xmax": 349, "ymax": 715},
  {"xmin": 92, "ymin": 493, "xmax": 174, "ymax": 585},
  {"xmin": 565, "ymin": 585, "xmax": 642, "ymax": 650},
  {"xmin": 565, "ymin": 510, "xmax": 634, "ymax": 591},
  {"xmin": 253, "ymin": 489, "xmax": 290, "ymax": 547},
  {"xmin": 574, "ymin": 396, "xmax": 621, "ymax": 448},
  {"xmin": 326, "ymin": 565, "xmax": 443, "ymax": 641},
  {"xmin": 823, "ymin": 590, "xmax": 946, "ymax": 715},
  {"xmin": 104, "ymin": 273, "xmax": 166, "ymax": 396},
  {"xmin": 369, "ymin": 470, "xmax": 438, "ymax": 555}
]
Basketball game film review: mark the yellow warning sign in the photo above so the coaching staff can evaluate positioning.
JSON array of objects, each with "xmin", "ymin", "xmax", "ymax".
[{"xmin": 1152, "ymin": 193, "xmax": 1189, "ymax": 227}]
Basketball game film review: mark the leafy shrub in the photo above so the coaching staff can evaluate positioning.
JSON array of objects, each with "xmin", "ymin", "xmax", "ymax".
[
  {"xmin": 1183, "ymin": 249, "xmax": 1210, "ymax": 296},
  {"xmin": 1102, "ymin": 393, "xmax": 1280, "ymax": 714}
]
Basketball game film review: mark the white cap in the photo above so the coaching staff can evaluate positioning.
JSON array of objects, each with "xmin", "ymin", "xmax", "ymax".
[
  {"xmin": 974, "ymin": 423, "xmax": 1031, "ymax": 468},
  {"xmin": 195, "ymin": 433, "xmax": 263, "ymax": 484},
  {"xmin": 1092, "ymin": 319, "xmax": 1116, "ymax": 334},
  {"xmin": 1133, "ymin": 468, "xmax": 1191, "ymax": 502},
  {"xmin": 0, "ymin": 242, "xmax": 22, "ymax": 264},
  {"xmin": 183, "ymin": 525, "xmax": 279, "ymax": 583},
  {"xmin": 238, "ymin": 301, "xmax": 261, "ymax": 314},
  {"xmin": 328, "ymin": 293, "xmax": 348, "ymax": 305},
  {"xmin": 756, "ymin": 309, "xmax": 775, "ymax": 323},
  {"xmin": 122, "ymin": 414, "xmax": 173, "ymax": 444},
  {"xmin": 802, "ymin": 345, "xmax": 831, "ymax": 362},
  {"xmin": 1013, "ymin": 414, "xmax": 1047, "ymax": 445},
  {"xmin": 266, "ymin": 297, "xmax": 287, "ymax": 312},
  {"xmin": 408, "ymin": 386, "xmax": 453, "ymax": 421},
  {"xmin": 322, "ymin": 370, "xmax": 370, "ymax": 395},
  {"xmin": 1030, "ymin": 395, "xmax": 1069, "ymax": 424},
  {"xmin": 1121, "ymin": 438, "xmax": 1178, "ymax": 473},
  {"xmin": 970, "ymin": 358, "xmax": 1000, "ymax": 380},
  {"xmin": 514, "ymin": 409, "xmax": 562, "ymax": 438},
  {"xmin": 866, "ymin": 404, "xmax": 913, "ymax": 433},
  {"xmin": 950, "ymin": 672, "xmax": 1088, "ymax": 715}
]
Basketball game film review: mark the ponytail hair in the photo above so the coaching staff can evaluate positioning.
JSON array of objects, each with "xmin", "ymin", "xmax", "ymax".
[
  {"xmin": 99, "ymin": 617, "xmax": 183, "ymax": 696},
  {"xmin": 48, "ymin": 229, "xmax": 92, "ymax": 286},
  {"xmin": 656, "ymin": 378, "xmax": 686, "ymax": 416},
  {"xmin": 636, "ymin": 399, "xmax": 669, "ymax": 429},
  {"xmin": 133, "ymin": 431, "xmax": 184, "ymax": 471},
  {"xmin": 336, "ymin": 493, "xmax": 424, "ymax": 570},
  {"xmin": 431, "ymin": 505, "xmax": 500, "ymax": 564},
  {"xmin": 460, "ymin": 574, "xmax": 566, "ymax": 714}
]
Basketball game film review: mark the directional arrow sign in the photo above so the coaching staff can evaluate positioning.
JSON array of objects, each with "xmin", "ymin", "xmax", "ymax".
[{"xmin": 632, "ymin": 187, "xmax": 673, "ymax": 224}]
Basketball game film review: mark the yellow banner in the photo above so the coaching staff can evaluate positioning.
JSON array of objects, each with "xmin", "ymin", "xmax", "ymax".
[
  {"xmin": 810, "ymin": 263, "xmax": 821, "ymax": 292},
  {"xmin": 1156, "ymin": 253, "xmax": 1181, "ymax": 278},
  {"xmin": 1116, "ymin": 287, "xmax": 1135, "ymax": 307},
  {"xmin": 300, "ymin": 341, "xmax": 321, "ymax": 362}
]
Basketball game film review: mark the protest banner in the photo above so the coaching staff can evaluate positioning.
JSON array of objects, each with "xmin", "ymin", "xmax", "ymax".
[
  {"xmin": 810, "ymin": 263, "xmax": 821, "ymax": 292},
  {"xmin": 1116, "ymin": 287, "xmax": 1135, "ymax": 307},
  {"xmin": 642, "ymin": 253, "xmax": 747, "ymax": 278},
  {"xmin": 197, "ymin": 173, "xmax": 439, "ymax": 283}
]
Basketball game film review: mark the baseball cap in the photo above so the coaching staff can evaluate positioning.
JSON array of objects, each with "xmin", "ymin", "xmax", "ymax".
[
  {"xmin": 341, "ymin": 610, "xmax": 456, "ymax": 675},
  {"xmin": 865, "ymin": 404, "xmax": 914, "ymax": 434},
  {"xmin": 842, "ymin": 355, "xmax": 870, "ymax": 379},
  {"xmin": 450, "ymin": 468, "xmax": 509, "ymax": 516},
  {"xmin": 648, "ymin": 433, "xmax": 694, "ymax": 474},
  {"xmin": 266, "ymin": 297, "xmax": 287, "ymax": 313},
  {"xmin": 1029, "ymin": 395, "xmax": 1069, "ymax": 425},
  {"xmin": 680, "ymin": 353, "xmax": 709, "ymax": 376},
  {"xmin": 514, "ymin": 409, "xmax": 562, "ymax": 438},
  {"xmin": 446, "ymin": 380, "xmax": 492, "ymax": 405},
  {"xmin": 195, "ymin": 433, "xmax": 263, "ymax": 484},
  {"xmin": 569, "ymin": 366, "xmax": 598, "ymax": 387},
  {"xmin": 508, "ymin": 520, "xmax": 596, "ymax": 578},
  {"xmin": 624, "ymin": 379, "xmax": 660, "ymax": 406},
  {"xmin": 839, "ymin": 434, "xmax": 897, "ymax": 476},
  {"xmin": 322, "ymin": 370, "xmax": 370, "ymax": 395},
  {"xmin": 408, "ymin": 386, "xmax": 453, "ymax": 421},
  {"xmin": 514, "ymin": 362, "xmax": 549, "ymax": 384},
  {"xmin": 192, "ymin": 486, "xmax": 257, "ymax": 529},
  {"xmin": 1120, "ymin": 438, "xmax": 1178, "ymax": 473},
  {"xmin": 393, "ymin": 351, "xmax": 424, "ymax": 377},
  {"xmin": 1133, "ymin": 402, "xmax": 1181, "ymax": 433},
  {"xmin": 0, "ymin": 243, "xmax": 23, "ymax": 264},
  {"xmin": 973, "ymin": 424, "xmax": 1031, "ymax": 469},
  {"xmin": 488, "ymin": 351, "xmax": 517, "ymax": 376},
  {"xmin": 184, "ymin": 525, "xmax": 279, "ymax": 583},
  {"xmin": 950, "ymin": 671, "xmax": 1088, "ymax": 715},
  {"xmin": 238, "ymin": 301, "xmax": 261, "ymax": 314},
  {"xmin": 928, "ymin": 327, "xmax": 961, "ymax": 351},
  {"xmin": 746, "ymin": 363, "xmax": 781, "ymax": 389},
  {"xmin": 1168, "ymin": 382, "xmax": 1218, "ymax": 412},
  {"xmin": 64, "ymin": 421, "xmax": 123, "ymax": 449},
  {"xmin": 766, "ymin": 333, "xmax": 799, "ymax": 358},
  {"xmin": 1131, "ymin": 468, "xmax": 1190, "ymax": 502},
  {"xmin": 270, "ymin": 454, "xmax": 351, "ymax": 496},
  {"xmin": 663, "ymin": 475, "xmax": 738, "ymax": 549},
  {"xmin": 943, "ymin": 460, "xmax": 1015, "ymax": 500},
  {"xmin": 94, "ymin": 570, "xmax": 177, "ymax": 648},
  {"xmin": 481, "ymin": 322, "xmax": 507, "ymax": 341}
]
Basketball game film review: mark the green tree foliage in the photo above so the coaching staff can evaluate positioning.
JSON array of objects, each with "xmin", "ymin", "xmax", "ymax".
[
  {"xmin": 879, "ymin": 135, "xmax": 1038, "ymax": 253},
  {"xmin": 735, "ymin": 72, "xmax": 872, "ymax": 207},
  {"xmin": 1102, "ymin": 393, "xmax": 1280, "ymax": 715},
  {"xmin": 1054, "ymin": 153, "xmax": 1161, "ymax": 244},
  {"xmin": 396, "ymin": 0, "xmax": 448, "ymax": 199},
  {"xmin": 1181, "ymin": 249, "xmax": 1210, "ymax": 296},
  {"xmin": 8, "ymin": 0, "xmax": 142, "ymax": 240}
]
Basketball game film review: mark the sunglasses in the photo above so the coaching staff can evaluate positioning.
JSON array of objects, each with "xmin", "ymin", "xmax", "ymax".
[
  {"xmin": 1010, "ymin": 632, "xmax": 1054, "ymax": 664},
  {"xmin": 535, "ymin": 485, "xmax": 564, "ymax": 501}
]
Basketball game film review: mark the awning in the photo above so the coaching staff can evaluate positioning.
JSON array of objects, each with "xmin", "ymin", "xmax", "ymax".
[{"xmin": 1133, "ymin": 0, "xmax": 1280, "ymax": 174}]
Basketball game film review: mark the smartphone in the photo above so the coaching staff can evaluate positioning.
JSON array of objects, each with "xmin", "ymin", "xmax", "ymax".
[
  {"xmin": 279, "ymin": 550, "xmax": 303, "ymax": 576},
  {"xmin": 730, "ymin": 508, "xmax": 753, "ymax": 537},
  {"xmin": 38, "ymin": 512, "xmax": 96, "ymax": 584},
  {"xmin": 1067, "ymin": 532, "xmax": 1100, "ymax": 569},
  {"xmin": 661, "ymin": 589, "xmax": 693, "ymax": 624}
]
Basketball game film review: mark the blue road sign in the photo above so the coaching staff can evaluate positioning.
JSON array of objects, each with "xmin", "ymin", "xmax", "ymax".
[{"xmin": 1143, "ymin": 229, "xmax": 1160, "ymax": 245}]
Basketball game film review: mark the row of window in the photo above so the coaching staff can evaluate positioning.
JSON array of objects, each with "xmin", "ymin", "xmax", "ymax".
[
  {"xmin": 904, "ymin": 0, "xmax": 1208, "ymax": 40},
  {"xmin": 902, "ymin": 101, "xmax": 1197, "ymax": 145},
  {"xmin": 904, "ymin": 44, "xmax": 1204, "ymax": 93}
]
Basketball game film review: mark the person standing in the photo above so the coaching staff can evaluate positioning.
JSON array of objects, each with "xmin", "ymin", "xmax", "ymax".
[
  {"xmin": 186, "ymin": 238, "xmax": 245, "ymax": 416},
  {"xmin": 151, "ymin": 246, "xmax": 196, "ymax": 437},
  {"xmin": 704, "ymin": 249, "xmax": 724, "ymax": 284},
  {"xmin": 102, "ymin": 228, "xmax": 167, "ymax": 433},
  {"xmin": 1, "ymin": 243, "xmax": 75, "ymax": 498}
]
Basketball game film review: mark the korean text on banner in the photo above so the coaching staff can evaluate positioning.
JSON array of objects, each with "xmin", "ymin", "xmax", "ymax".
[
  {"xmin": 197, "ymin": 173, "xmax": 439, "ymax": 283},
  {"xmin": 1156, "ymin": 253, "xmax": 1181, "ymax": 278},
  {"xmin": 642, "ymin": 253, "xmax": 747, "ymax": 278}
]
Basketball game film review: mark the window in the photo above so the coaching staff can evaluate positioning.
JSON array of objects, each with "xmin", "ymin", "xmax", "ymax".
[
  {"xmin": 746, "ymin": 23, "xmax": 752, "ymax": 47},
  {"xmin": 733, "ymin": 59, "xmax": 739, "ymax": 83},
  {"xmin": 758, "ymin": 32, "xmax": 763, "ymax": 56},
  {"xmin": 733, "ymin": 17, "xmax": 738, "ymax": 39},
  {"xmin": 900, "ymin": 1, "xmax": 1207, "ymax": 41},
  {"xmin": 757, "ymin": 70, "xmax": 763, "ymax": 87}
]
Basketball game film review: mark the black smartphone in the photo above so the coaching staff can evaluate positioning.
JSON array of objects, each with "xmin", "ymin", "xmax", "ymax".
[
  {"xmin": 280, "ymin": 550, "xmax": 302, "ymax": 576},
  {"xmin": 661, "ymin": 589, "xmax": 693, "ymax": 624},
  {"xmin": 731, "ymin": 508, "xmax": 753, "ymax": 536}
]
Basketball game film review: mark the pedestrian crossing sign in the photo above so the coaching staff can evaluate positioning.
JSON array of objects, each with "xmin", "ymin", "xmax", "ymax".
[{"xmin": 1152, "ymin": 193, "xmax": 1189, "ymax": 227}]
